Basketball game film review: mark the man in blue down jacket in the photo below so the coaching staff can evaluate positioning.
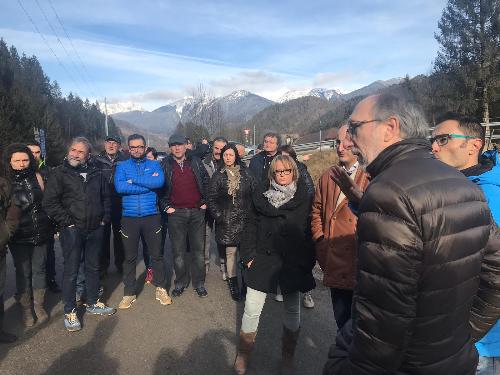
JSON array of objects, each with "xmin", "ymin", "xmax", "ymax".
[
  {"xmin": 323, "ymin": 95, "xmax": 500, "ymax": 375},
  {"xmin": 432, "ymin": 113, "xmax": 500, "ymax": 374},
  {"xmin": 114, "ymin": 134, "xmax": 171, "ymax": 309}
]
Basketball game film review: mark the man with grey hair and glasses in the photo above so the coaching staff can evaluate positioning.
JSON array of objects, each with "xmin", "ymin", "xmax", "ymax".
[
  {"xmin": 324, "ymin": 94, "xmax": 500, "ymax": 374},
  {"xmin": 43, "ymin": 137, "xmax": 116, "ymax": 332}
]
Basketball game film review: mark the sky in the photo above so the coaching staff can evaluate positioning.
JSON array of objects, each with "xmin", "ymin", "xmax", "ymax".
[{"xmin": 1, "ymin": 0, "xmax": 448, "ymax": 110}]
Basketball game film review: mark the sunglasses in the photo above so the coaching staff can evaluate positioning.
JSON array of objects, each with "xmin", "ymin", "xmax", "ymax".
[
  {"xmin": 429, "ymin": 133, "xmax": 475, "ymax": 146},
  {"xmin": 347, "ymin": 119, "xmax": 382, "ymax": 136}
]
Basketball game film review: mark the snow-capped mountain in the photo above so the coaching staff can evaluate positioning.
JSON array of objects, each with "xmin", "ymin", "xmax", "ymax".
[
  {"xmin": 343, "ymin": 78, "xmax": 404, "ymax": 99},
  {"xmin": 109, "ymin": 90, "xmax": 274, "ymax": 134},
  {"xmin": 108, "ymin": 78, "xmax": 405, "ymax": 136},
  {"xmin": 278, "ymin": 88, "xmax": 343, "ymax": 103},
  {"xmin": 102, "ymin": 101, "xmax": 145, "ymax": 115}
]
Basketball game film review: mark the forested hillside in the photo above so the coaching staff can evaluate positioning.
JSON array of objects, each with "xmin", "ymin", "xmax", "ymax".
[{"xmin": 0, "ymin": 39, "xmax": 121, "ymax": 165}]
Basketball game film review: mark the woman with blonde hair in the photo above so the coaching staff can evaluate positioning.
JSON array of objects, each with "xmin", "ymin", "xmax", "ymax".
[{"xmin": 234, "ymin": 155, "xmax": 315, "ymax": 375}]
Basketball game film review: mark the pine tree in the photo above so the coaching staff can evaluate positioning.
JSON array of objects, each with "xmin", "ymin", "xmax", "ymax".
[{"xmin": 434, "ymin": 0, "xmax": 500, "ymax": 122}]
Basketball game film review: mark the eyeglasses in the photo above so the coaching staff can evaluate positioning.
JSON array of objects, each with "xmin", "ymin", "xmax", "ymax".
[
  {"xmin": 429, "ymin": 133, "xmax": 475, "ymax": 146},
  {"xmin": 273, "ymin": 169, "xmax": 292, "ymax": 176},
  {"xmin": 129, "ymin": 145, "xmax": 145, "ymax": 150},
  {"xmin": 347, "ymin": 119, "xmax": 383, "ymax": 136}
]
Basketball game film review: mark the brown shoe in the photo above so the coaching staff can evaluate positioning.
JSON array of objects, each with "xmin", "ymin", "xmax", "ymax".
[
  {"xmin": 33, "ymin": 289, "xmax": 49, "ymax": 324},
  {"xmin": 281, "ymin": 325, "xmax": 300, "ymax": 375},
  {"xmin": 155, "ymin": 287, "xmax": 172, "ymax": 306},
  {"xmin": 19, "ymin": 293, "xmax": 35, "ymax": 327},
  {"xmin": 234, "ymin": 330, "xmax": 257, "ymax": 375}
]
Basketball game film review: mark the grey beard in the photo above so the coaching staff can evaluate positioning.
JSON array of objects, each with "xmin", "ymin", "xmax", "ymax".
[
  {"xmin": 351, "ymin": 147, "xmax": 367, "ymax": 168},
  {"xmin": 68, "ymin": 157, "xmax": 83, "ymax": 167}
]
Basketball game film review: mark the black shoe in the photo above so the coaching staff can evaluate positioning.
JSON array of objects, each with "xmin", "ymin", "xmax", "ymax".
[
  {"xmin": 171, "ymin": 287, "xmax": 185, "ymax": 298},
  {"xmin": 228, "ymin": 277, "xmax": 241, "ymax": 301},
  {"xmin": 47, "ymin": 279, "xmax": 61, "ymax": 293},
  {"xmin": 0, "ymin": 330, "xmax": 17, "ymax": 343},
  {"xmin": 195, "ymin": 286, "xmax": 208, "ymax": 298}
]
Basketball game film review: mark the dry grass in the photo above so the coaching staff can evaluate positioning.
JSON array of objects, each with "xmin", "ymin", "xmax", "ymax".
[{"xmin": 301, "ymin": 150, "xmax": 338, "ymax": 187}]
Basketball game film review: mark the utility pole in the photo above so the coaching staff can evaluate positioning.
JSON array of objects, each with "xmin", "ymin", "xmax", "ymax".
[
  {"xmin": 104, "ymin": 97, "xmax": 109, "ymax": 136},
  {"xmin": 253, "ymin": 124, "xmax": 256, "ymax": 146},
  {"xmin": 319, "ymin": 119, "xmax": 322, "ymax": 152}
]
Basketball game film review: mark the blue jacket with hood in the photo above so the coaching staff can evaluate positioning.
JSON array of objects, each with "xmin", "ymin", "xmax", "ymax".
[
  {"xmin": 114, "ymin": 158, "xmax": 165, "ymax": 217},
  {"xmin": 471, "ymin": 149, "xmax": 500, "ymax": 357}
]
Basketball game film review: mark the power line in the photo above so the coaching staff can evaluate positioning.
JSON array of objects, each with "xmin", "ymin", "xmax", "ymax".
[
  {"xmin": 16, "ymin": 0, "xmax": 83, "ymax": 94},
  {"xmin": 46, "ymin": 0, "xmax": 102, "ymax": 101},
  {"xmin": 33, "ymin": 0, "xmax": 96, "ymax": 98}
]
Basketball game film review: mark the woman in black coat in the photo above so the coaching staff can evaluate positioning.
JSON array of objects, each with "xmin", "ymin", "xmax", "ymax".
[
  {"xmin": 4, "ymin": 144, "xmax": 51, "ymax": 327},
  {"xmin": 234, "ymin": 155, "xmax": 315, "ymax": 375},
  {"xmin": 207, "ymin": 143, "xmax": 256, "ymax": 301}
]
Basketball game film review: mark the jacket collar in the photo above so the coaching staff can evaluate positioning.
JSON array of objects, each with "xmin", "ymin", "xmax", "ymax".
[{"xmin": 366, "ymin": 138, "xmax": 433, "ymax": 178}]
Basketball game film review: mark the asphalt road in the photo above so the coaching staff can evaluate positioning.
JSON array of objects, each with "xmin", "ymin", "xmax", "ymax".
[{"xmin": 0, "ymin": 236, "xmax": 336, "ymax": 375}]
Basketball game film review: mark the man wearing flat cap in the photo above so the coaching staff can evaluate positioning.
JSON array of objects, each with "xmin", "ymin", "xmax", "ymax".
[
  {"xmin": 94, "ymin": 135, "xmax": 128, "ymax": 277},
  {"xmin": 160, "ymin": 134, "xmax": 210, "ymax": 298}
]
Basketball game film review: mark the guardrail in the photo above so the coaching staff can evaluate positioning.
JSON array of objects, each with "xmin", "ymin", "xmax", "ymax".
[
  {"xmin": 483, "ymin": 122, "xmax": 500, "ymax": 140},
  {"xmin": 242, "ymin": 140, "xmax": 335, "ymax": 162}
]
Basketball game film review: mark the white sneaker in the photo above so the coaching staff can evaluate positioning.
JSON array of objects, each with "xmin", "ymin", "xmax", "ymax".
[
  {"xmin": 303, "ymin": 292, "xmax": 315, "ymax": 308},
  {"xmin": 275, "ymin": 293, "xmax": 284, "ymax": 302}
]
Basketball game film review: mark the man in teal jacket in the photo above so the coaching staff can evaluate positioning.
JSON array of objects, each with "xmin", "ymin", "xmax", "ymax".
[{"xmin": 432, "ymin": 113, "xmax": 500, "ymax": 374}]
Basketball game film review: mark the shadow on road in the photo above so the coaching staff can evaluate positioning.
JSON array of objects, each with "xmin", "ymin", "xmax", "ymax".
[
  {"xmin": 153, "ymin": 328, "xmax": 235, "ymax": 375},
  {"xmin": 41, "ymin": 318, "xmax": 120, "ymax": 375}
]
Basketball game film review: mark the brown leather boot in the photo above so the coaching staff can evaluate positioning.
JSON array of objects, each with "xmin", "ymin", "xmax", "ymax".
[
  {"xmin": 19, "ymin": 292, "xmax": 35, "ymax": 327},
  {"xmin": 281, "ymin": 325, "xmax": 300, "ymax": 375},
  {"xmin": 33, "ymin": 289, "xmax": 48, "ymax": 324},
  {"xmin": 234, "ymin": 330, "xmax": 257, "ymax": 375}
]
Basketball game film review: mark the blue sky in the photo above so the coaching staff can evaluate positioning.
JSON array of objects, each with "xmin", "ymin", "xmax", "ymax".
[{"xmin": 1, "ymin": 0, "xmax": 447, "ymax": 109}]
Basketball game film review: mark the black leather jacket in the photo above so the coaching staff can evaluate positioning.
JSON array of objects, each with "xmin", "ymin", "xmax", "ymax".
[{"xmin": 10, "ymin": 168, "xmax": 51, "ymax": 245}]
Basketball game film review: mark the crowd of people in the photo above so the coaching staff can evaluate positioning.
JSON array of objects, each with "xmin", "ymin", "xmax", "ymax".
[{"xmin": 0, "ymin": 93, "xmax": 499, "ymax": 375}]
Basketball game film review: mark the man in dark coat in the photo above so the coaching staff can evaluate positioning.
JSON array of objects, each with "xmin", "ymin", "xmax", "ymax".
[
  {"xmin": 26, "ymin": 140, "xmax": 60, "ymax": 293},
  {"xmin": 249, "ymin": 132, "xmax": 281, "ymax": 189},
  {"xmin": 323, "ymin": 94, "xmax": 500, "ymax": 375},
  {"xmin": 43, "ymin": 137, "xmax": 116, "ymax": 332},
  {"xmin": 93, "ymin": 135, "xmax": 128, "ymax": 276},
  {"xmin": 159, "ymin": 134, "xmax": 210, "ymax": 298},
  {"xmin": 0, "ymin": 177, "xmax": 20, "ymax": 342}
]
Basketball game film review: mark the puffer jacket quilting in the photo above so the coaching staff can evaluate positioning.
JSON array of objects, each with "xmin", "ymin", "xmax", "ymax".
[
  {"xmin": 114, "ymin": 158, "xmax": 164, "ymax": 217},
  {"xmin": 325, "ymin": 139, "xmax": 498, "ymax": 375},
  {"xmin": 207, "ymin": 165, "xmax": 256, "ymax": 246}
]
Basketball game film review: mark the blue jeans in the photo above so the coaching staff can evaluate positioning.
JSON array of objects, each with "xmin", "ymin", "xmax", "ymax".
[
  {"xmin": 477, "ymin": 356, "xmax": 500, "ymax": 375},
  {"xmin": 330, "ymin": 288, "xmax": 353, "ymax": 330},
  {"xmin": 168, "ymin": 208, "xmax": 206, "ymax": 289},
  {"xmin": 60, "ymin": 226, "xmax": 104, "ymax": 313}
]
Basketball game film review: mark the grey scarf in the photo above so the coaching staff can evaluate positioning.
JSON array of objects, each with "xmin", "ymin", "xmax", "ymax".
[{"xmin": 263, "ymin": 180, "xmax": 297, "ymax": 208}]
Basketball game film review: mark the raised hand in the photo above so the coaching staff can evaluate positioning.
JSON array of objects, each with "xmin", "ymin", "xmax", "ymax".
[{"xmin": 330, "ymin": 165, "xmax": 364, "ymax": 204}]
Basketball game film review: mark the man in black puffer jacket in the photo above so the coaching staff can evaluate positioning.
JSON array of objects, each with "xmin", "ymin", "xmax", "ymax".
[{"xmin": 323, "ymin": 94, "xmax": 500, "ymax": 375}]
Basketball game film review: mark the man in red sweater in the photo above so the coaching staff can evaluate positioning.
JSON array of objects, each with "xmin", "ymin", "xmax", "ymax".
[{"xmin": 160, "ymin": 134, "xmax": 210, "ymax": 298}]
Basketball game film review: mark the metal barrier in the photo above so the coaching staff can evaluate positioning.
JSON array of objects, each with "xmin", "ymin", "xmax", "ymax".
[{"xmin": 242, "ymin": 140, "xmax": 335, "ymax": 162}]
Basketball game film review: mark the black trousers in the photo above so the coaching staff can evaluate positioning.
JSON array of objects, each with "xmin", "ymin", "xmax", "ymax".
[
  {"xmin": 168, "ymin": 208, "xmax": 206, "ymax": 289},
  {"xmin": 100, "ymin": 213, "xmax": 125, "ymax": 272},
  {"xmin": 121, "ymin": 215, "xmax": 165, "ymax": 296},
  {"xmin": 330, "ymin": 288, "xmax": 353, "ymax": 330}
]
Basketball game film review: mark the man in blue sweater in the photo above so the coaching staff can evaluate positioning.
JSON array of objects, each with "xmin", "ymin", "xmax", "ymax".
[
  {"xmin": 432, "ymin": 113, "xmax": 500, "ymax": 374},
  {"xmin": 114, "ymin": 134, "xmax": 171, "ymax": 309}
]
